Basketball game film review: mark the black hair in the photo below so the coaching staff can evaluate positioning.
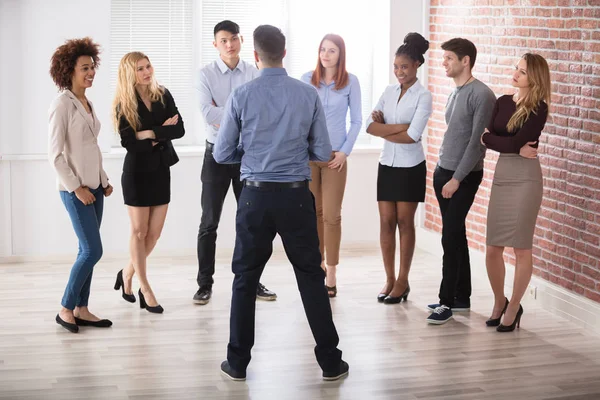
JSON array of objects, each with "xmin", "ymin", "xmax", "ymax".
[
  {"xmin": 395, "ymin": 32, "xmax": 429, "ymax": 65},
  {"xmin": 214, "ymin": 20, "xmax": 240, "ymax": 37},
  {"xmin": 253, "ymin": 25, "xmax": 286, "ymax": 64}
]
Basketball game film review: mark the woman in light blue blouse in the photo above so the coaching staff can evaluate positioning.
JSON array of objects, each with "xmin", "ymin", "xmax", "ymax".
[
  {"xmin": 301, "ymin": 34, "xmax": 362, "ymax": 298},
  {"xmin": 366, "ymin": 33, "xmax": 433, "ymax": 304}
]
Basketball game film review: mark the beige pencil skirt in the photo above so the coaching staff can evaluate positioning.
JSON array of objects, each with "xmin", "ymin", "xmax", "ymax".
[{"xmin": 486, "ymin": 154, "xmax": 543, "ymax": 249}]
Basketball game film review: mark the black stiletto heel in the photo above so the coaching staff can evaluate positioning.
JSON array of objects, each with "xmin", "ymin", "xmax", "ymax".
[
  {"xmin": 497, "ymin": 304, "xmax": 523, "ymax": 332},
  {"xmin": 486, "ymin": 297, "xmax": 509, "ymax": 327}
]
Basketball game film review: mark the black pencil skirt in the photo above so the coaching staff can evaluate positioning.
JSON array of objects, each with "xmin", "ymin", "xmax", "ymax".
[{"xmin": 377, "ymin": 161, "xmax": 426, "ymax": 203}]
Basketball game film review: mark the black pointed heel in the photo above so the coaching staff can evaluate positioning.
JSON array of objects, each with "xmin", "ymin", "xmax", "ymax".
[
  {"xmin": 383, "ymin": 284, "xmax": 410, "ymax": 304},
  {"xmin": 138, "ymin": 289, "xmax": 164, "ymax": 314},
  {"xmin": 486, "ymin": 297, "xmax": 509, "ymax": 327},
  {"xmin": 497, "ymin": 304, "xmax": 523, "ymax": 332},
  {"xmin": 114, "ymin": 269, "xmax": 136, "ymax": 303}
]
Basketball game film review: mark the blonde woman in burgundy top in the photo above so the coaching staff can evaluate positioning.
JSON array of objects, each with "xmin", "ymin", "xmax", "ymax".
[{"xmin": 481, "ymin": 53, "xmax": 551, "ymax": 332}]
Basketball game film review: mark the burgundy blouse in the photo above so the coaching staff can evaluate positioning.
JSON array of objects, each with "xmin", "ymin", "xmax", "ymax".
[{"xmin": 482, "ymin": 94, "xmax": 548, "ymax": 154}]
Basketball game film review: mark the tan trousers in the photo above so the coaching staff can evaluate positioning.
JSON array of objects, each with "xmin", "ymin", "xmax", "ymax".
[{"xmin": 309, "ymin": 160, "xmax": 348, "ymax": 266}]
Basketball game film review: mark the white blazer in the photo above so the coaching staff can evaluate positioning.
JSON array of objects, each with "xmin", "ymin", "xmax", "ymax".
[{"xmin": 48, "ymin": 90, "xmax": 109, "ymax": 192}]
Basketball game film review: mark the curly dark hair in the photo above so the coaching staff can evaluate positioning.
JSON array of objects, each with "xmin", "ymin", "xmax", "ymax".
[{"xmin": 49, "ymin": 37, "xmax": 101, "ymax": 90}]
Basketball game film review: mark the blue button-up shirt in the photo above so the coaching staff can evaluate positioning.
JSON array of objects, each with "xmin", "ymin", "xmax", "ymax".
[
  {"xmin": 194, "ymin": 58, "xmax": 259, "ymax": 144},
  {"xmin": 300, "ymin": 72, "xmax": 362, "ymax": 156},
  {"xmin": 213, "ymin": 68, "xmax": 332, "ymax": 182}
]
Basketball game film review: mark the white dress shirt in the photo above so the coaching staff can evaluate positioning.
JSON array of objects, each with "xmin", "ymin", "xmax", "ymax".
[
  {"xmin": 194, "ymin": 58, "xmax": 259, "ymax": 144},
  {"xmin": 366, "ymin": 80, "xmax": 433, "ymax": 168}
]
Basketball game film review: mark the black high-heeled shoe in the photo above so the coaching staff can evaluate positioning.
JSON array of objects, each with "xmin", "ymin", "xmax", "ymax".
[
  {"xmin": 114, "ymin": 269, "xmax": 136, "ymax": 303},
  {"xmin": 377, "ymin": 281, "xmax": 393, "ymax": 302},
  {"xmin": 383, "ymin": 284, "xmax": 410, "ymax": 304},
  {"xmin": 138, "ymin": 289, "xmax": 164, "ymax": 314},
  {"xmin": 486, "ymin": 297, "xmax": 509, "ymax": 327},
  {"xmin": 497, "ymin": 304, "xmax": 523, "ymax": 332}
]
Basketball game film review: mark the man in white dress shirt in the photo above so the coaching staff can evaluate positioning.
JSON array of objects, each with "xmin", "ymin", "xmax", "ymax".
[{"xmin": 193, "ymin": 20, "xmax": 277, "ymax": 305}]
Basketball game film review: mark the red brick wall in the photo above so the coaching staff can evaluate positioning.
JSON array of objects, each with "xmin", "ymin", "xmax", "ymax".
[{"xmin": 425, "ymin": 0, "xmax": 600, "ymax": 302}]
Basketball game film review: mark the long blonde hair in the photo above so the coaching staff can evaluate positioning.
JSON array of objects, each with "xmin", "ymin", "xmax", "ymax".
[
  {"xmin": 507, "ymin": 53, "xmax": 551, "ymax": 132},
  {"xmin": 112, "ymin": 51, "xmax": 164, "ymax": 133}
]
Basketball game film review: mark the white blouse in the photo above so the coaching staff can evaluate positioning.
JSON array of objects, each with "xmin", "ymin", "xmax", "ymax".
[{"xmin": 366, "ymin": 80, "xmax": 433, "ymax": 168}]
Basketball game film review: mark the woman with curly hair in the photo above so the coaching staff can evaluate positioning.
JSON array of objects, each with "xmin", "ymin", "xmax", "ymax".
[
  {"xmin": 48, "ymin": 37, "xmax": 113, "ymax": 333},
  {"xmin": 112, "ymin": 52, "xmax": 184, "ymax": 313}
]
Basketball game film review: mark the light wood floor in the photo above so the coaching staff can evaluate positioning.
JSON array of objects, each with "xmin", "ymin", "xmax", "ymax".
[{"xmin": 2, "ymin": 247, "xmax": 600, "ymax": 400}]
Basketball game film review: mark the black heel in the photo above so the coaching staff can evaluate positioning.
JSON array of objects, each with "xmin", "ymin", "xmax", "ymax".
[
  {"xmin": 383, "ymin": 284, "xmax": 410, "ymax": 304},
  {"xmin": 138, "ymin": 289, "xmax": 164, "ymax": 314},
  {"xmin": 486, "ymin": 297, "xmax": 509, "ymax": 327},
  {"xmin": 497, "ymin": 304, "xmax": 523, "ymax": 332},
  {"xmin": 115, "ymin": 270, "xmax": 136, "ymax": 303}
]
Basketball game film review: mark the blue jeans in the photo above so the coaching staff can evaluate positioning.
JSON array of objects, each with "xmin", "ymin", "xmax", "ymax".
[{"xmin": 59, "ymin": 186, "xmax": 104, "ymax": 310}]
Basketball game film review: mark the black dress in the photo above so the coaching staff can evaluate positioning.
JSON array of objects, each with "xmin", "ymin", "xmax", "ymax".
[{"xmin": 119, "ymin": 88, "xmax": 185, "ymax": 206}]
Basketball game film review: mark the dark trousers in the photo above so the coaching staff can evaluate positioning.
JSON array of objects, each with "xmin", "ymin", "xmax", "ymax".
[
  {"xmin": 433, "ymin": 166, "xmax": 483, "ymax": 307},
  {"xmin": 59, "ymin": 186, "xmax": 104, "ymax": 310},
  {"xmin": 197, "ymin": 147, "xmax": 243, "ymax": 287},
  {"xmin": 227, "ymin": 184, "xmax": 342, "ymax": 372}
]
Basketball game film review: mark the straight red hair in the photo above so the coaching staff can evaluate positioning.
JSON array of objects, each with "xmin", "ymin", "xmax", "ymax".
[{"xmin": 310, "ymin": 34, "xmax": 349, "ymax": 91}]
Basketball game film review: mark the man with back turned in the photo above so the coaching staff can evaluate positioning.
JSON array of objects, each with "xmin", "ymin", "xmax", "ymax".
[{"xmin": 213, "ymin": 24, "xmax": 348, "ymax": 382}]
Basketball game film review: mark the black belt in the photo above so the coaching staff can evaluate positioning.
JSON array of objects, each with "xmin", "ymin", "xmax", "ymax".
[
  {"xmin": 245, "ymin": 180, "xmax": 308, "ymax": 189},
  {"xmin": 205, "ymin": 141, "xmax": 214, "ymax": 151}
]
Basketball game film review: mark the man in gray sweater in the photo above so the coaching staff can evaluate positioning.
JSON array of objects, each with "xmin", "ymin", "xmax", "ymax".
[{"xmin": 427, "ymin": 38, "xmax": 496, "ymax": 325}]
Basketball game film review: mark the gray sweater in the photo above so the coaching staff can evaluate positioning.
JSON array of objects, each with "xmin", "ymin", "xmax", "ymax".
[{"xmin": 438, "ymin": 79, "xmax": 496, "ymax": 182}]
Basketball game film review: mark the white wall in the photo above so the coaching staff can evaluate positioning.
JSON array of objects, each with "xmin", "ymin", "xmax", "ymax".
[
  {"xmin": 0, "ymin": 0, "xmax": 112, "ymax": 156},
  {"xmin": 0, "ymin": 0, "xmax": 426, "ymax": 260}
]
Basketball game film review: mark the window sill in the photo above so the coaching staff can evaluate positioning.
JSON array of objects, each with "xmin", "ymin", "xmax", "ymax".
[{"xmin": 0, "ymin": 143, "xmax": 382, "ymax": 162}]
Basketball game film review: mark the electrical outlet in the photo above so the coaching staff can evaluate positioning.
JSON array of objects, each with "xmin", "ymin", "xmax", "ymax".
[{"xmin": 528, "ymin": 285, "xmax": 537, "ymax": 299}]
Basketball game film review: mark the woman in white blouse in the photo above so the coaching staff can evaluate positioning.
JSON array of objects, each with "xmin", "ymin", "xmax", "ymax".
[
  {"xmin": 48, "ymin": 38, "xmax": 113, "ymax": 333},
  {"xmin": 366, "ymin": 33, "xmax": 433, "ymax": 304}
]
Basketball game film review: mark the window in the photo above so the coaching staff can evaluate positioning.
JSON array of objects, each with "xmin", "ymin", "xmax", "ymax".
[
  {"xmin": 284, "ymin": 0, "xmax": 389, "ymax": 146},
  {"xmin": 111, "ymin": 0, "xmax": 389, "ymax": 147},
  {"xmin": 110, "ymin": 0, "xmax": 194, "ymax": 145}
]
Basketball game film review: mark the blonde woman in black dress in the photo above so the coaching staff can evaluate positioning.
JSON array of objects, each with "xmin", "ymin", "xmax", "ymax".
[
  {"xmin": 481, "ymin": 53, "xmax": 551, "ymax": 332},
  {"xmin": 112, "ymin": 52, "xmax": 185, "ymax": 313}
]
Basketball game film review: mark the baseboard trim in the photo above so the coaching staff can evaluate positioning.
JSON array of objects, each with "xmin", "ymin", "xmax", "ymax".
[{"xmin": 415, "ymin": 227, "xmax": 600, "ymax": 335}]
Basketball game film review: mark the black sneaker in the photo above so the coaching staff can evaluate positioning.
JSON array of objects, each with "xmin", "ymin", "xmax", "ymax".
[
  {"xmin": 220, "ymin": 360, "xmax": 246, "ymax": 381},
  {"xmin": 193, "ymin": 285, "xmax": 212, "ymax": 305},
  {"xmin": 323, "ymin": 360, "xmax": 349, "ymax": 381},
  {"xmin": 257, "ymin": 283, "xmax": 277, "ymax": 301},
  {"xmin": 427, "ymin": 305, "xmax": 453, "ymax": 325}
]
